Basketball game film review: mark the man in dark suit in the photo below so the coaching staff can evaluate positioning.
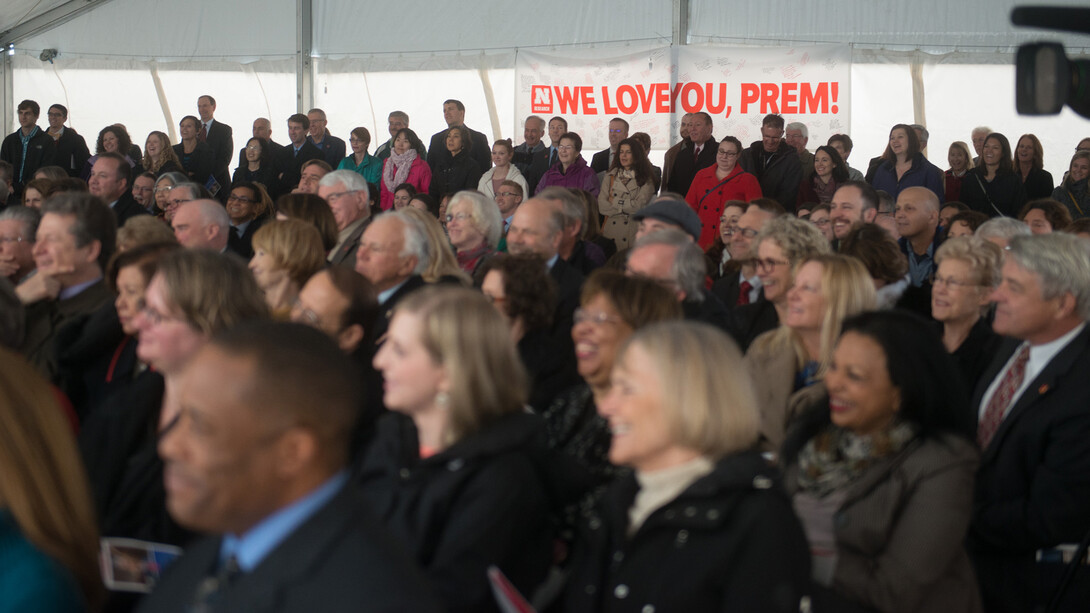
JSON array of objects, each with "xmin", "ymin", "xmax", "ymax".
[
  {"xmin": 355, "ymin": 212, "xmax": 429, "ymax": 346},
  {"xmin": 738, "ymin": 113, "xmax": 802, "ymax": 212},
  {"xmin": 138, "ymin": 322, "xmax": 441, "ymax": 613},
  {"xmin": 0, "ymin": 99, "xmax": 54, "ymax": 197},
  {"xmin": 307, "ymin": 108, "xmax": 347, "ymax": 168},
  {"xmin": 196, "ymin": 95, "xmax": 233, "ymax": 201},
  {"xmin": 45, "ymin": 104, "xmax": 90, "ymax": 178},
  {"xmin": 664, "ymin": 111, "xmax": 717, "ymax": 196},
  {"xmin": 590, "ymin": 117, "xmax": 629, "ymax": 174},
  {"xmin": 275, "ymin": 114, "xmax": 324, "ymax": 196},
  {"xmin": 525, "ymin": 116, "xmax": 567, "ymax": 194},
  {"xmin": 427, "ymin": 99, "xmax": 490, "ymax": 172},
  {"xmin": 968, "ymin": 233, "xmax": 1090, "ymax": 613},
  {"xmin": 236, "ymin": 117, "xmax": 284, "ymax": 169},
  {"xmin": 513, "ymin": 115, "xmax": 547, "ymax": 174},
  {"xmin": 87, "ymin": 153, "xmax": 149, "ymax": 227},
  {"xmin": 317, "ymin": 170, "xmax": 373, "ymax": 267}
]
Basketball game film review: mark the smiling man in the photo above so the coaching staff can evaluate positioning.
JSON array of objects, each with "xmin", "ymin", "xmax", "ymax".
[
  {"xmin": 829, "ymin": 181, "xmax": 879, "ymax": 245},
  {"xmin": 275, "ymin": 113, "xmax": 325, "ymax": 196},
  {"xmin": 317, "ymin": 170, "xmax": 372, "ymax": 266},
  {"xmin": 894, "ymin": 186, "xmax": 942, "ymax": 287},
  {"xmin": 0, "ymin": 100, "xmax": 55, "ymax": 197},
  {"xmin": 739, "ymin": 113, "xmax": 802, "ymax": 213}
]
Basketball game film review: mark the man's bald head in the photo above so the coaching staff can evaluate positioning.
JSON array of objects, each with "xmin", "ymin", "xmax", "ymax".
[{"xmin": 173, "ymin": 199, "xmax": 230, "ymax": 250}]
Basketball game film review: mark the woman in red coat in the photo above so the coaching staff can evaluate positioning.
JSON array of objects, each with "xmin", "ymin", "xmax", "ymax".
[{"xmin": 685, "ymin": 136, "xmax": 762, "ymax": 249}]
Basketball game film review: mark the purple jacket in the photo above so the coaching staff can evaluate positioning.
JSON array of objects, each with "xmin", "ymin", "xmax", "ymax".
[{"xmin": 535, "ymin": 156, "xmax": 600, "ymax": 197}]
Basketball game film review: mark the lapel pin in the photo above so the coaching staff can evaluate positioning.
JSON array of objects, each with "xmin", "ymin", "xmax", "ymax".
[{"xmin": 1039, "ymin": 384, "xmax": 1050, "ymax": 395}]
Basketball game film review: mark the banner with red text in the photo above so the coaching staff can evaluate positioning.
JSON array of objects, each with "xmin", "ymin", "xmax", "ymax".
[{"xmin": 515, "ymin": 44, "xmax": 850, "ymax": 153}]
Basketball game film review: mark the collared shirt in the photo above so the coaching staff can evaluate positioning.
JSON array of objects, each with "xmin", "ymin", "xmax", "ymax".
[
  {"xmin": 503, "ymin": 214, "xmax": 514, "ymax": 234},
  {"xmin": 378, "ymin": 277, "xmax": 410, "ymax": 305},
  {"xmin": 219, "ymin": 471, "xmax": 349, "ymax": 572},
  {"xmin": 978, "ymin": 322, "xmax": 1087, "ymax": 421},
  {"xmin": 18, "ymin": 125, "xmax": 39, "ymax": 183},
  {"xmin": 232, "ymin": 219, "xmax": 252, "ymax": 239},
  {"xmin": 58, "ymin": 277, "xmax": 101, "ymax": 301},
  {"xmin": 329, "ymin": 217, "xmax": 367, "ymax": 262},
  {"xmin": 107, "ymin": 199, "xmax": 120, "ymax": 209},
  {"xmin": 546, "ymin": 254, "xmax": 559, "ymax": 270},
  {"xmin": 739, "ymin": 271, "xmax": 762, "ymax": 304},
  {"xmin": 906, "ymin": 240, "xmax": 936, "ymax": 287}
]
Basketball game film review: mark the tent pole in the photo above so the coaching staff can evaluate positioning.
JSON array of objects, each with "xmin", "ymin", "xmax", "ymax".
[
  {"xmin": 297, "ymin": 0, "xmax": 313, "ymax": 114},
  {"xmin": 672, "ymin": 0, "xmax": 690, "ymax": 47},
  {"xmin": 2, "ymin": 52, "xmax": 11, "ymax": 136}
]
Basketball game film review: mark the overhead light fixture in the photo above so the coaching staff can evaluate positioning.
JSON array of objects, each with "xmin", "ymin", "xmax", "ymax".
[
  {"xmin": 6, "ymin": 44, "xmax": 14, "ymax": 56},
  {"xmin": 39, "ymin": 49, "xmax": 58, "ymax": 63}
]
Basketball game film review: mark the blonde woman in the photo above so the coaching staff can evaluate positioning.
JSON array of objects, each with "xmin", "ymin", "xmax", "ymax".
[
  {"xmin": 249, "ymin": 219, "xmax": 327, "ymax": 318},
  {"xmin": 745, "ymin": 254, "xmax": 877, "ymax": 452},
  {"xmin": 142, "ymin": 131, "xmax": 182, "ymax": 176},
  {"xmin": 945, "ymin": 141, "xmax": 974, "ymax": 202},
  {"xmin": 399, "ymin": 207, "xmax": 471, "ymax": 285},
  {"xmin": 359, "ymin": 285, "xmax": 554, "ymax": 612},
  {"xmin": 0, "ymin": 349, "xmax": 103, "ymax": 612}
]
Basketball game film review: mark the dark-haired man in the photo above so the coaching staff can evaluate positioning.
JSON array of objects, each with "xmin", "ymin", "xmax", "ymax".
[
  {"xmin": 196, "ymin": 95, "xmax": 233, "ymax": 201},
  {"xmin": 88, "ymin": 153, "xmax": 149, "ymax": 226},
  {"xmin": 426, "ymin": 99, "xmax": 490, "ymax": 171},
  {"xmin": 45, "ymin": 104, "xmax": 90, "ymax": 178},
  {"xmin": 275, "ymin": 114, "xmax": 324, "ymax": 196},
  {"xmin": 1, "ymin": 100, "xmax": 55, "ymax": 197},
  {"xmin": 739, "ymin": 113, "xmax": 803, "ymax": 212},
  {"xmin": 664, "ymin": 112, "xmax": 716, "ymax": 196}
]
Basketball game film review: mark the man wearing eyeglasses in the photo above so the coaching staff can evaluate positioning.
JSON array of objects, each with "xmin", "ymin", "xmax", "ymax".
[
  {"xmin": 591, "ymin": 117, "xmax": 629, "ymax": 175},
  {"xmin": 318, "ymin": 170, "xmax": 373, "ymax": 267},
  {"xmin": 0, "ymin": 205, "xmax": 39, "ymax": 284}
]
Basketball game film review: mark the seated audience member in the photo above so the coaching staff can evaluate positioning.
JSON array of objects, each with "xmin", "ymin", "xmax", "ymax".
[
  {"xmin": 232, "ymin": 137, "xmax": 279, "ymax": 199},
  {"xmin": 358, "ymin": 286, "xmax": 556, "ymax": 613},
  {"xmin": 711, "ymin": 202, "xmax": 777, "ymax": 308},
  {"xmin": 706, "ymin": 200, "xmax": 748, "ymax": 278},
  {"xmin": 960, "ymin": 132, "xmax": 1026, "ymax": 218},
  {"xmin": 117, "ymin": 216, "xmax": 177, "ymax": 252},
  {"xmin": 89, "ymin": 152, "xmax": 150, "ymax": 226},
  {"xmin": 34, "ymin": 165, "xmax": 69, "ymax": 182},
  {"xmin": 54, "ymin": 241, "xmax": 179, "ymax": 421},
  {"xmin": 599, "ymin": 136, "xmax": 656, "ymax": 251},
  {"xmin": 338, "ymin": 127, "xmax": 383, "ymax": 185},
  {"xmin": 409, "ymin": 193, "xmax": 439, "ymax": 217},
  {"xmin": 685, "ymin": 136, "xmax": 762, "ymax": 249},
  {"xmin": 603, "ymin": 196, "xmax": 704, "ymax": 272},
  {"xmin": 81, "ymin": 124, "xmax": 139, "ymax": 181},
  {"xmin": 0, "ymin": 206, "xmax": 39, "ymax": 284},
  {"xmin": 869, "ymin": 123, "xmax": 945, "ymax": 203},
  {"xmin": 946, "ymin": 210, "xmax": 989, "ymax": 239},
  {"xmin": 429, "ymin": 126, "xmax": 482, "ymax": 200},
  {"xmin": 151, "ymin": 172, "xmax": 189, "ymax": 219},
  {"xmin": 171, "ymin": 116, "xmax": 214, "ymax": 188},
  {"xmin": 838, "ymin": 223, "xmax": 910, "ymax": 309},
  {"xmin": 535, "ymin": 132, "xmax": 600, "ymax": 196},
  {"xmin": 664, "ymin": 112, "xmax": 718, "ymax": 196},
  {"xmin": 745, "ymin": 254, "xmax": 876, "ymax": 452},
  {"xmin": 81, "ymin": 250, "xmax": 267, "ymax": 556},
  {"xmin": 734, "ymin": 214, "xmax": 830, "ymax": 350},
  {"xmin": 292, "ymin": 267, "xmax": 378, "ymax": 360},
  {"xmin": 480, "ymin": 253, "xmax": 579, "ymax": 412},
  {"xmin": 538, "ymin": 186, "xmax": 604, "ymax": 275},
  {"xmin": 446, "ymin": 190, "xmax": 500, "ymax": 281},
  {"xmin": 931, "ymin": 236, "xmax": 1003, "ymax": 393},
  {"xmin": 968, "ymin": 233, "xmax": 1090, "ymax": 613},
  {"xmin": 17, "ymin": 193, "xmax": 115, "ymax": 379},
  {"xmin": 354, "ymin": 211, "xmax": 430, "ymax": 344},
  {"xmin": 565, "ymin": 321, "xmax": 811, "ymax": 613},
  {"xmin": 131, "ymin": 171, "xmax": 157, "ymax": 211},
  {"xmin": 275, "ymin": 113, "xmax": 325, "ymax": 196},
  {"xmin": 1052, "ymin": 150, "xmax": 1090, "ymax": 219},
  {"xmin": 627, "ymin": 228, "xmax": 735, "ymax": 333},
  {"xmin": 0, "ymin": 348, "xmax": 104, "ymax": 611},
  {"xmin": 275, "ymin": 192, "xmax": 339, "ymax": 253},
  {"xmin": 1066, "ymin": 217, "xmax": 1090, "ymax": 239},
  {"xmin": 161, "ymin": 182, "xmax": 201, "ymax": 225},
  {"xmin": 975, "ymin": 216, "xmax": 1031, "ymax": 250},
  {"xmin": 250, "ymin": 219, "xmax": 326, "ymax": 319},
  {"xmin": 1014, "ymin": 134, "xmax": 1055, "ymax": 200},
  {"xmin": 807, "ymin": 202, "xmax": 833, "ymax": 241},
  {"xmin": 380, "ymin": 128, "xmax": 431, "ymax": 211},
  {"xmin": 21, "ymin": 178, "xmax": 51, "ymax": 208},
  {"xmin": 896, "ymin": 186, "xmax": 943, "ymax": 287},
  {"xmin": 0, "ymin": 160, "xmax": 13, "ymax": 208},
  {"xmin": 827, "ymin": 133, "xmax": 865, "ymax": 182},
  {"xmin": 317, "ymin": 170, "xmax": 373, "ymax": 267},
  {"xmin": 945, "ymin": 141, "xmax": 975, "ymax": 202},
  {"xmin": 142, "ymin": 131, "xmax": 182, "ymax": 177},
  {"xmin": 172, "ymin": 199, "xmax": 230, "ymax": 251},
  {"xmin": 544, "ymin": 270, "xmax": 680, "ymax": 491},
  {"xmin": 390, "ymin": 183, "xmax": 417, "ymax": 210},
  {"xmin": 738, "ymin": 113, "xmax": 803, "ymax": 211},
  {"xmin": 401, "ymin": 207, "xmax": 471, "ymax": 286},
  {"xmin": 140, "ymin": 322, "xmax": 441, "ymax": 613},
  {"xmin": 295, "ymin": 159, "xmax": 332, "ymax": 195},
  {"xmin": 1018, "ymin": 198, "xmax": 1072, "ymax": 234},
  {"xmin": 783, "ymin": 310, "xmax": 982, "ymax": 612},
  {"xmin": 797, "ymin": 145, "xmax": 849, "ymax": 209},
  {"xmin": 939, "ymin": 201, "xmax": 970, "ymax": 229},
  {"xmin": 478, "ymin": 139, "xmax": 529, "ymax": 200},
  {"xmin": 224, "ymin": 181, "xmax": 272, "ymax": 259}
]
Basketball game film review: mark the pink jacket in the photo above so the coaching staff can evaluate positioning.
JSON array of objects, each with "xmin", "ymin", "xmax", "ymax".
[{"xmin": 380, "ymin": 157, "xmax": 432, "ymax": 210}]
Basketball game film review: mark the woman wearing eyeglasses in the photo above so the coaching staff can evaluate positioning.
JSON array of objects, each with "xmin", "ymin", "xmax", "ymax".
[
  {"xmin": 444, "ymin": 191, "xmax": 502, "ymax": 283},
  {"xmin": 931, "ymin": 236, "xmax": 1003, "ymax": 393},
  {"xmin": 232, "ymin": 137, "xmax": 279, "ymax": 198},
  {"xmin": 685, "ymin": 136, "xmax": 762, "ymax": 249},
  {"xmin": 338, "ymin": 127, "xmax": 383, "ymax": 185}
]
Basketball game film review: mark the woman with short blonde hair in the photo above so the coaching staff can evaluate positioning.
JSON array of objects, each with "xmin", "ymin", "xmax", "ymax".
[
  {"xmin": 250, "ymin": 219, "xmax": 326, "ymax": 318},
  {"xmin": 445, "ymin": 190, "xmax": 501, "ymax": 281}
]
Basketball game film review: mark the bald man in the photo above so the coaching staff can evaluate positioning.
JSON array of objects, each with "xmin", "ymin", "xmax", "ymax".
[
  {"xmin": 895, "ymin": 186, "xmax": 942, "ymax": 287},
  {"xmin": 173, "ymin": 199, "xmax": 231, "ymax": 252}
]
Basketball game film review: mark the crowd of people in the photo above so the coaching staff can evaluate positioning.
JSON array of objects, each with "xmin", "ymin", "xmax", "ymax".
[{"xmin": 2, "ymin": 93, "xmax": 1090, "ymax": 613}]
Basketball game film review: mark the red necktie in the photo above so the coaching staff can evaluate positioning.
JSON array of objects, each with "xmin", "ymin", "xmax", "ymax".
[
  {"xmin": 693, "ymin": 145, "xmax": 701, "ymax": 163},
  {"xmin": 737, "ymin": 280, "xmax": 752, "ymax": 306},
  {"xmin": 977, "ymin": 344, "xmax": 1031, "ymax": 448},
  {"xmin": 198, "ymin": 123, "xmax": 208, "ymax": 142}
]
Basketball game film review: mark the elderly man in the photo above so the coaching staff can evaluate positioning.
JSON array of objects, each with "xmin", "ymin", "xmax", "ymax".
[
  {"xmin": 664, "ymin": 112, "xmax": 717, "ymax": 196},
  {"xmin": 895, "ymin": 186, "xmax": 942, "ymax": 287},
  {"xmin": 513, "ymin": 115, "xmax": 547, "ymax": 175},
  {"xmin": 971, "ymin": 126, "xmax": 992, "ymax": 166},
  {"xmin": 318, "ymin": 170, "xmax": 373, "ymax": 266},
  {"xmin": 829, "ymin": 181, "xmax": 879, "ymax": 245},
  {"xmin": 236, "ymin": 117, "xmax": 284, "ymax": 168},
  {"xmin": 0, "ymin": 99, "xmax": 55, "ymax": 196},
  {"xmin": 591, "ymin": 117, "xmax": 629, "ymax": 174},
  {"xmin": 603, "ymin": 198, "xmax": 703, "ymax": 271},
  {"xmin": 172, "ymin": 200, "xmax": 231, "ymax": 252},
  {"xmin": 739, "ymin": 113, "xmax": 803, "ymax": 213},
  {"xmin": 507, "ymin": 196, "xmax": 584, "ymax": 339},
  {"xmin": 0, "ymin": 206, "xmax": 40, "ymax": 284},
  {"xmin": 307, "ymin": 108, "xmax": 347, "ymax": 168},
  {"xmin": 88, "ymin": 152, "xmax": 149, "ymax": 226},
  {"xmin": 44, "ymin": 103, "xmax": 90, "ymax": 178},
  {"xmin": 17, "ymin": 193, "xmax": 115, "ymax": 377},
  {"xmin": 537, "ymin": 186, "xmax": 604, "ymax": 275},
  {"xmin": 355, "ymin": 211, "xmax": 429, "ymax": 344},
  {"xmin": 626, "ymin": 228, "xmax": 734, "ymax": 333},
  {"xmin": 196, "ymin": 95, "xmax": 233, "ymax": 201},
  {"xmin": 786, "ymin": 121, "xmax": 813, "ymax": 180},
  {"xmin": 141, "ymin": 322, "xmax": 441, "ymax": 613},
  {"xmin": 712, "ymin": 202, "xmax": 778, "ymax": 309},
  {"xmin": 131, "ymin": 172, "xmax": 157, "ymax": 211},
  {"xmin": 426, "ymin": 99, "xmax": 490, "ymax": 171},
  {"xmin": 276, "ymin": 113, "xmax": 325, "ymax": 196},
  {"xmin": 373, "ymin": 111, "xmax": 410, "ymax": 162},
  {"xmin": 968, "ymin": 233, "xmax": 1090, "ymax": 613}
]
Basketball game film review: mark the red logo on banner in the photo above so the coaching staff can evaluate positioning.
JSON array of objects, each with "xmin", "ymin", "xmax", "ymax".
[{"xmin": 531, "ymin": 86, "xmax": 553, "ymax": 113}]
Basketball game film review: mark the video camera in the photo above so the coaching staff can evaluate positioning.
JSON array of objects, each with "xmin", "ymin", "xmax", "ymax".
[{"xmin": 1014, "ymin": 5, "xmax": 1090, "ymax": 118}]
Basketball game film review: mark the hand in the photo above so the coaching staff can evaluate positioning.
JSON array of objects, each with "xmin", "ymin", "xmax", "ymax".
[
  {"xmin": 0, "ymin": 257, "xmax": 18, "ymax": 279},
  {"xmin": 15, "ymin": 271, "xmax": 63, "ymax": 304}
]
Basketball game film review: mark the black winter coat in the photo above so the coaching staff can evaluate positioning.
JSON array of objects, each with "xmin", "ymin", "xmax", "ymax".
[{"xmin": 563, "ymin": 450, "xmax": 811, "ymax": 613}]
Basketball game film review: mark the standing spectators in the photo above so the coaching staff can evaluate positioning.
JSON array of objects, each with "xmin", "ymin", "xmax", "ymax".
[
  {"xmin": 43, "ymin": 104, "xmax": 89, "ymax": 178},
  {"xmin": 426, "ymin": 99, "xmax": 491, "ymax": 171},
  {"xmin": 512, "ymin": 115, "xmax": 547, "ymax": 178},
  {"xmin": 142, "ymin": 131, "xmax": 182, "ymax": 177},
  {"xmin": 374, "ymin": 110, "xmax": 410, "ymax": 161},
  {"xmin": 338, "ymin": 127, "xmax": 383, "ymax": 184},
  {"xmin": 685, "ymin": 136, "xmax": 762, "ymax": 249},
  {"xmin": 195, "ymin": 95, "xmax": 233, "ymax": 199},
  {"xmin": 960, "ymin": 132, "xmax": 1027, "ymax": 217},
  {"xmin": 1, "ymin": 100, "xmax": 55, "ymax": 197},
  {"xmin": 870, "ymin": 123, "xmax": 945, "ymax": 203},
  {"xmin": 945, "ymin": 141, "xmax": 974, "ymax": 202},
  {"xmin": 306, "ymin": 108, "xmax": 346, "ymax": 168},
  {"xmin": 535, "ymin": 132, "xmax": 600, "ymax": 196},
  {"xmin": 275, "ymin": 113, "xmax": 325, "ymax": 196},
  {"xmin": 1051, "ymin": 150, "xmax": 1090, "ymax": 219},
  {"xmin": 660, "ymin": 113, "xmax": 693, "ymax": 190},
  {"xmin": 896, "ymin": 186, "xmax": 944, "ymax": 287},
  {"xmin": 786, "ymin": 121, "xmax": 814, "ymax": 179},
  {"xmin": 590, "ymin": 117, "xmax": 628, "ymax": 174},
  {"xmin": 171, "ymin": 116, "xmax": 214, "ymax": 188},
  {"xmin": 478, "ymin": 139, "xmax": 529, "ymax": 200},
  {"xmin": 739, "ymin": 113, "xmax": 803, "ymax": 212},
  {"xmin": 599, "ymin": 137, "xmax": 656, "ymax": 251},
  {"xmin": 233, "ymin": 137, "xmax": 279, "ymax": 197},
  {"xmin": 82, "ymin": 125, "xmax": 139, "ymax": 181},
  {"xmin": 1014, "ymin": 134, "xmax": 1054, "ymax": 200},
  {"xmin": 664, "ymin": 112, "xmax": 717, "ymax": 196},
  {"xmin": 380, "ymin": 128, "xmax": 431, "ymax": 211}
]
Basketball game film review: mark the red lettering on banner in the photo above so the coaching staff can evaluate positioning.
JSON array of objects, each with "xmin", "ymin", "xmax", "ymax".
[
  {"xmin": 616, "ymin": 85, "xmax": 638, "ymax": 114},
  {"xmin": 801, "ymin": 82, "xmax": 827, "ymax": 113},
  {"xmin": 705, "ymin": 83, "xmax": 727, "ymax": 115},
  {"xmin": 554, "ymin": 87, "xmax": 580, "ymax": 113},
  {"xmin": 740, "ymin": 83, "xmax": 760, "ymax": 113},
  {"xmin": 602, "ymin": 86, "xmax": 620, "ymax": 113},
  {"xmin": 680, "ymin": 82, "xmax": 704, "ymax": 113},
  {"xmin": 761, "ymin": 83, "xmax": 779, "ymax": 113},
  {"xmin": 654, "ymin": 83, "xmax": 670, "ymax": 113},
  {"xmin": 670, "ymin": 83, "xmax": 684, "ymax": 111},
  {"xmin": 580, "ymin": 87, "xmax": 598, "ymax": 114},
  {"xmin": 781, "ymin": 83, "xmax": 798, "ymax": 114}
]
